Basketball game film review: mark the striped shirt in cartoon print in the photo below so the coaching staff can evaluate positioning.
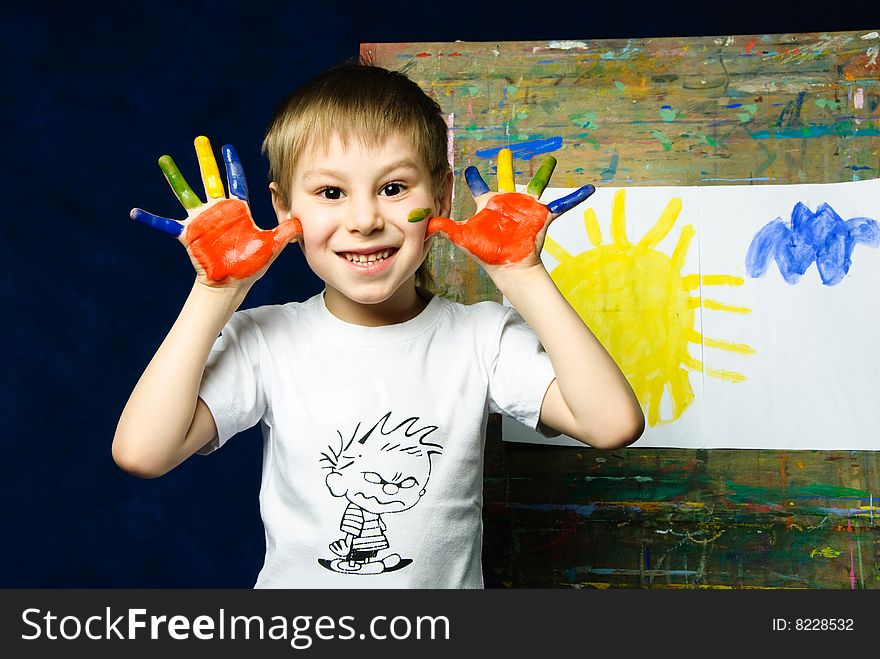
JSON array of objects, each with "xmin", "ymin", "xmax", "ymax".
[{"xmin": 318, "ymin": 412, "xmax": 443, "ymax": 575}]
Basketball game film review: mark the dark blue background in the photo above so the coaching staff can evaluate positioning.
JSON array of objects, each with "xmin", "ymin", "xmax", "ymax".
[{"xmin": 3, "ymin": 2, "xmax": 875, "ymax": 586}]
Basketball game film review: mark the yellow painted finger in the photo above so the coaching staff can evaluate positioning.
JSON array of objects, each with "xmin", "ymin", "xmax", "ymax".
[
  {"xmin": 194, "ymin": 135, "xmax": 225, "ymax": 199},
  {"xmin": 497, "ymin": 148, "xmax": 515, "ymax": 193}
]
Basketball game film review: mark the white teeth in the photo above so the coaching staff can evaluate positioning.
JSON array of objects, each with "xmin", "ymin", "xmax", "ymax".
[{"xmin": 342, "ymin": 248, "xmax": 393, "ymax": 264}]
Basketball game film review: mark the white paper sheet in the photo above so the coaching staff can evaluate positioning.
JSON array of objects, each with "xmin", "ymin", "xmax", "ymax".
[{"xmin": 503, "ymin": 178, "xmax": 880, "ymax": 450}]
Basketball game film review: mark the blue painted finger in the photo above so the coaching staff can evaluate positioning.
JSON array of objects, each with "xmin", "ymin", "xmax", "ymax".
[
  {"xmin": 130, "ymin": 208, "xmax": 184, "ymax": 237},
  {"xmin": 464, "ymin": 166, "xmax": 490, "ymax": 197},
  {"xmin": 546, "ymin": 184, "xmax": 596, "ymax": 215},
  {"xmin": 222, "ymin": 144, "xmax": 249, "ymax": 201}
]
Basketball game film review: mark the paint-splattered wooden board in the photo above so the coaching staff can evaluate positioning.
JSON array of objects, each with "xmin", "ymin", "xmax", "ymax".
[{"xmin": 365, "ymin": 31, "xmax": 879, "ymax": 588}]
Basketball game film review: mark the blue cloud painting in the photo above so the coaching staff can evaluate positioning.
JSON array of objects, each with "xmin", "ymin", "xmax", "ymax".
[{"xmin": 745, "ymin": 202, "xmax": 880, "ymax": 285}]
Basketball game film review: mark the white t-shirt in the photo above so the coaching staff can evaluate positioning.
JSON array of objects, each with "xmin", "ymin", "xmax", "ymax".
[{"xmin": 198, "ymin": 292, "xmax": 555, "ymax": 588}]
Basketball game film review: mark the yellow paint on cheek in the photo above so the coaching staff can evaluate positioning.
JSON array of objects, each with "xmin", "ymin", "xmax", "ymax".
[{"xmin": 194, "ymin": 135, "xmax": 225, "ymax": 199}]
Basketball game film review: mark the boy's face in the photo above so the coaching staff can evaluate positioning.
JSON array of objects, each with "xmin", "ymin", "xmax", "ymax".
[{"xmin": 274, "ymin": 132, "xmax": 450, "ymax": 321}]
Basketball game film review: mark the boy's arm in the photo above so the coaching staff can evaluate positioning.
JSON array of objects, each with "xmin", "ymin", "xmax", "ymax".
[
  {"xmin": 425, "ymin": 152, "xmax": 644, "ymax": 449},
  {"xmin": 491, "ymin": 264, "xmax": 644, "ymax": 449},
  {"xmin": 113, "ymin": 283, "xmax": 248, "ymax": 478},
  {"xmin": 113, "ymin": 137, "xmax": 300, "ymax": 478}
]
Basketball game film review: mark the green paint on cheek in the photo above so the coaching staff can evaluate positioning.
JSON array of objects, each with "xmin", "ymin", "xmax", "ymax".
[{"xmin": 407, "ymin": 208, "xmax": 431, "ymax": 223}]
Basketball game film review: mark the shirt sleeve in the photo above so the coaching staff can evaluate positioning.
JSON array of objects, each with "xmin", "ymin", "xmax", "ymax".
[
  {"xmin": 487, "ymin": 306, "xmax": 558, "ymax": 433},
  {"xmin": 196, "ymin": 310, "xmax": 269, "ymax": 455}
]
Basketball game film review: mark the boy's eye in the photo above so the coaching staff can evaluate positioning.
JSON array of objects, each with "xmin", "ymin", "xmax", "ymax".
[
  {"xmin": 380, "ymin": 183, "xmax": 405, "ymax": 197},
  {"xmin": 398, "ymin": 477, "xmax": 418, "ymax": 489},
  {"xmin": 319, "ymin": 187, "xmax": 343, "ymax": 200},
  {"xmin": 362, "ymin": 472, "xmax": 382, "ymax": 484}
]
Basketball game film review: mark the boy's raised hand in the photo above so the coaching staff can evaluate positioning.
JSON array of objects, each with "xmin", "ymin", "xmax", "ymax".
[
  {"xmin": 130, "ymin": 136, "xmax": 302, "ymax": 287},
  {"xmin": 422, "ymin": 149, "xmax": 594, "ymax": 272}
]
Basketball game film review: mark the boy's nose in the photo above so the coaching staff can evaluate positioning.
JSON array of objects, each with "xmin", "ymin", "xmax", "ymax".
[
  {"xmin": 346, "ymin": 198, "xmax": 385, "ymax": 234},
  {"xmin": 382, "ymin": 483, "xmax": 399, "ymax": 495}
]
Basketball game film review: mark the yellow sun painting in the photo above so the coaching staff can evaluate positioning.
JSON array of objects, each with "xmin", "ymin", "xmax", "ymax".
[{"xmin": 543, "ymin": 189, "xmax": 756, "ymax": 427}]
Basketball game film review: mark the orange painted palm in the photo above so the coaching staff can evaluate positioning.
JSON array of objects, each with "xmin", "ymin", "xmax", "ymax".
[
  {"xmin": 428, "ymin": 193, "xmax": 551, "ymax": 265},
  {"xmin": 421, "ymin": 149, "xmax": 595, "ymax": 267},
  {"xmin": 130, "ymin": 135, "xmax": 301, "ymax": 285}
]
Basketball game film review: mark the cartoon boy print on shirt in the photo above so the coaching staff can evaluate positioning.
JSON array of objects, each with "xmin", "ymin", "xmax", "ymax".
[{"xmin": 318, "ymin": 411, "xmax": 443, "ymax": 575}]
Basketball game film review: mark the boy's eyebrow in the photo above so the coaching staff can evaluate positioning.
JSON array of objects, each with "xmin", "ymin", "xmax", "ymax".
[
  {"xmin": 376, "ymin": 159, "xmax": 422, "ymax": 177},
  {"xmin": 301, "ymin": 168, "xmax": 345, "ymax": 181},
  {"xmin": 301, "ymin": 159, "xmax": 422, "ymax": 182}
]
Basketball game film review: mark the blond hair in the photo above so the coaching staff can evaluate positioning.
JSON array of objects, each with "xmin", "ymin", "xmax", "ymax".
[
  {"xmin": 262, "ymin": 62, "xmax": 448, "ymax": 292},
  {"xmin": 262, "ymin": 62, "xmax": 449, "ymax": 210}
]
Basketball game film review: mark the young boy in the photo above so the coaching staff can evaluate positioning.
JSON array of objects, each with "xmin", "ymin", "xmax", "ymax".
[{"xmin": 114, "ymin": 63, "xmax": 644, "ymax": 588}]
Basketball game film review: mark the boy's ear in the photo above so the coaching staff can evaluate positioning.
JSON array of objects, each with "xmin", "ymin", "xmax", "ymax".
[
  {"xmin": 269, "ymin": 182, "xmax": 291, "ymax": 222},
  {"xmin": 435, "ymin": 170, "xmax": 453, "ymax": 218}
]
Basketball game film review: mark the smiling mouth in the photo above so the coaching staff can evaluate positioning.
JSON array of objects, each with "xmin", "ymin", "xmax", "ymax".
[{"xmin": 337, "ymin": 248, "xmax": 398, "ymax": 265}]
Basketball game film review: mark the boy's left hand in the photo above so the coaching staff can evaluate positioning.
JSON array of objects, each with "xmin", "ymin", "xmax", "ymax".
[{"xmin": 422, "ymin": 149, "xmax": 595, "ymax": 274}]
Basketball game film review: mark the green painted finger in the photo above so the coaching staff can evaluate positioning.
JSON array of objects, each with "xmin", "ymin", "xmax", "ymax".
[
  {"xmin": 526, "ymin": 156, "xmax": 557, "ymax": 197},
  {"xmin": 158, "ymin": 154, "xmax": 202, "ymax": 210}
]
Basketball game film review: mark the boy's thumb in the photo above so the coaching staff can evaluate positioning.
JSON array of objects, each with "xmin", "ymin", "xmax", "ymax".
[
  {"xmin": 426, "ymin": 216, "xmax": 459, "ymax": 240},
  {"xmin": 273, "ymin": 218, "xmax": 303, "ymax": 247}
]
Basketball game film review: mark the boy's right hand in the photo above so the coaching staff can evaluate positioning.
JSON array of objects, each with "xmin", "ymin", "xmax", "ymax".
[{"xmin": 131, "ymin": 136, "xmax": 302, "ymax": 288}]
